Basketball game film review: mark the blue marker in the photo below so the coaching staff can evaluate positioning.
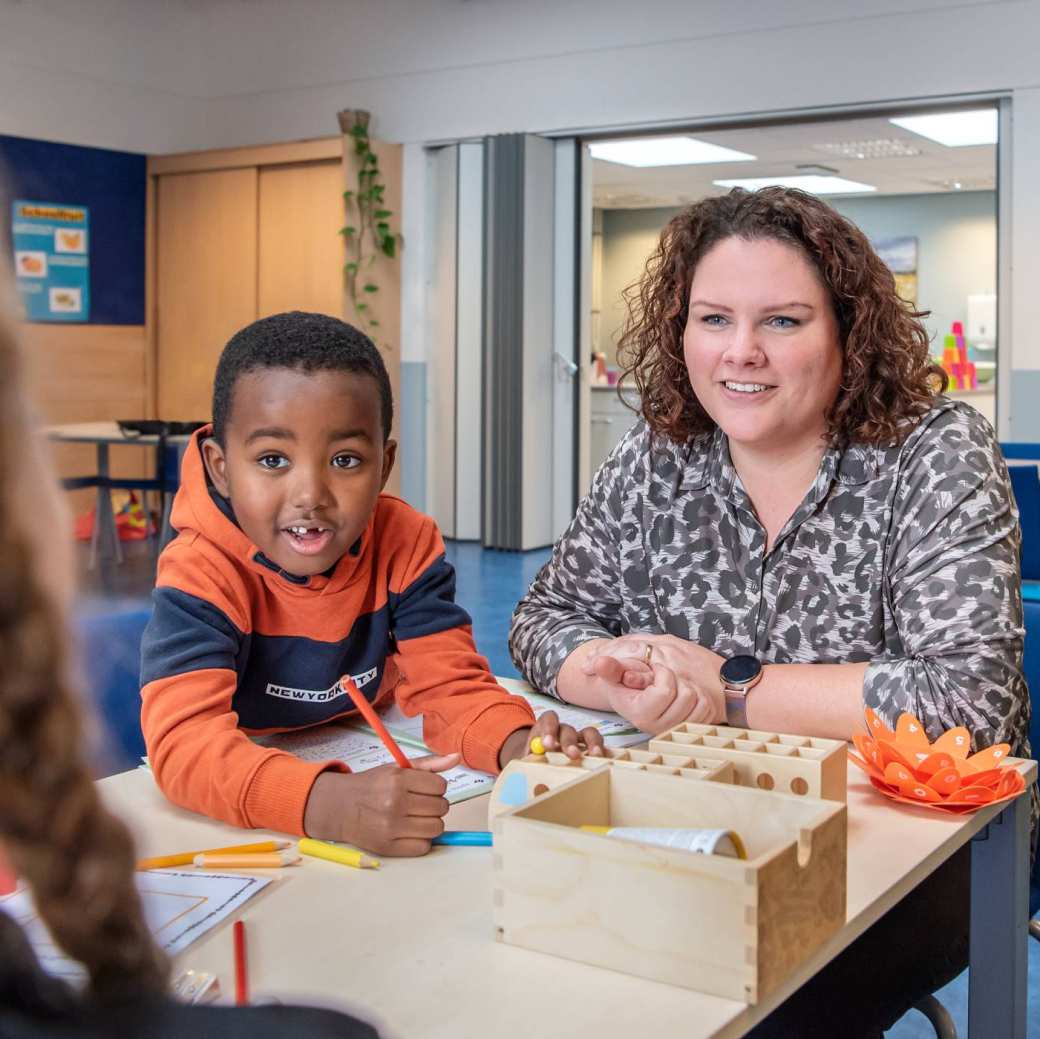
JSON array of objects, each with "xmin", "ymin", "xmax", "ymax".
[{"xmin": 433, "ymin": 830, "xmax": 493, "ymax": 847}]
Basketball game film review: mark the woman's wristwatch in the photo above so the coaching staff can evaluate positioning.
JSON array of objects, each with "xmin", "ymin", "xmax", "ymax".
[{"xmin": 719, "ymin": 655, "xmax": 763, "ymax": 728}]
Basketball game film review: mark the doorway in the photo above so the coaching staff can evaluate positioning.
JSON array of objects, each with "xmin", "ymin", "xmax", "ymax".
[{"xmin": 581, "ymin": 101, "xmax": 1002, "ymax": 485}]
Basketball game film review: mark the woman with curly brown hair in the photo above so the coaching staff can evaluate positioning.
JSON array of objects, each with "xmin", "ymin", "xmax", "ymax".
[
  {"xmin": 510, "ymin": 187, "xmax": 1030, "ymax": 1036},
  {"xmin": 0, "ymin": 261, "xmax": 377, "ymax": 1035}
]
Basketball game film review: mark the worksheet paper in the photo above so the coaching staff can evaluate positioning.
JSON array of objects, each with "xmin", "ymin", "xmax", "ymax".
[
  {"xmin": 364, "ymin": 686, "xmax": 649, "ymax": 752},
  {"xmin": 255, "ymin": 682, "xmax": 649, "ymax": 805},
  {"xmin": 0, "ymin": 870, "xmax": 271, "ymax": 982},
  {"xmin": 254, "ymin": 724, "xmax": 495, "ymax": 803}
]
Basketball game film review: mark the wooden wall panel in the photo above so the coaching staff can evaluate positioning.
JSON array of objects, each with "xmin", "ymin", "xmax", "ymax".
[
  {"xmin": 257, "ymin": 160, "xmax": 345, "ymax": 319},
  {"xmin": 156, "ymin": 168, "xmax": 258, "ymax": 421},
  {"xmin": 21, "ymin": 323, "xmax": 149, "ymax": 513}
]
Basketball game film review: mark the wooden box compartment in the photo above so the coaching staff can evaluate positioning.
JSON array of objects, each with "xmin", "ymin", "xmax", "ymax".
[
  {"xmin": 487, "ymin": 748, "xmax": 734, "ymax": 821},
  {"xmin": 649, "ymin": 722, "xmax": 848, "ymax": 803},
  {"xmin": 492, "ymin": 766, "xmax": 846, "ymax": 1003}
]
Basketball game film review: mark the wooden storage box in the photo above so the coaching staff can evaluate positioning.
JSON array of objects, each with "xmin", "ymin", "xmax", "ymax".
[
  {"xmin": 649, "ymin": 722, "xmax": 848, "ymax": 802},
  {"xmin": 492, "ymin": 766, "xmax": 846, "ymax": 1003}
]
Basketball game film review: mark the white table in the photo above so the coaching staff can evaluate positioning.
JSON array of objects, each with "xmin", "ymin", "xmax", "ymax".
[
  {"xmin": 100, "ymin": 757, "xmax": 1036, "ymax": 1038},
  {"xmin": 46, "ymin": 422, "xmax": 192, "ymax": 565}
]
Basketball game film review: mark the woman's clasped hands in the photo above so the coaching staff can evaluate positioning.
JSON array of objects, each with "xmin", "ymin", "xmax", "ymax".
[{"xmin": 581, "ymin": 634, "xmax": 727, "ymax": 733}]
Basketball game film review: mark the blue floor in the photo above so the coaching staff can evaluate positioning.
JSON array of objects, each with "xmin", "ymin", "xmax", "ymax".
[
  {"xmin": 73, "ymin": 536, "xmax": 1040, "ymax": 1035},
  {"xmin": 444, "ymin": 539, "xmax": 551, "ymax": 678}
]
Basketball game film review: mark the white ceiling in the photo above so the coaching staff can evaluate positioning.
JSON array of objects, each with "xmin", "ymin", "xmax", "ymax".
[{"xmin": 590, "ymin": 112, "xmax": 996, "ymax": 207}]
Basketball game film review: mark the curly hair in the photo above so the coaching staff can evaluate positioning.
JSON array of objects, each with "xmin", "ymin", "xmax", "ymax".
[
  {"xmin": 0, "ymin": 267, "xmax": 168, "ymax": 1006},
  {"xmin": 616, "ymin": 187, "xmax": 947, "ymax": 446}
]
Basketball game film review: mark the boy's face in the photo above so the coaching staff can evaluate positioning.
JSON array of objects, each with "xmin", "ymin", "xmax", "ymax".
[{"xmin": 202, "ymin": 367, "xmax": 396, "ymax": 577}]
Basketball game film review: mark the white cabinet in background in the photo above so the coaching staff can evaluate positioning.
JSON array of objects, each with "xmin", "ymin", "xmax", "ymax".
[{"xmin": 590, "ymin": 386, "xmax": 641, "ymax": 474}]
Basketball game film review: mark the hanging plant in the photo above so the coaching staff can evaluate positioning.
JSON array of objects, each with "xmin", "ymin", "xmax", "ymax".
[{"xmin": 338, "ymin": 109, "xmax": 402, "ymax": 336}]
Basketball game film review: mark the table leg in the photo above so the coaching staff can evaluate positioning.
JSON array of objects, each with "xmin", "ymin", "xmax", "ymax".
[
  {"xmin": 91, "ymin": 443, "xmax": 123, "ymax": 567},
  {"xmin": 158, "ymin": 441, "xmax": 188, "ymax": 549},
  {"xmin": 968, "ymin": 791, "xmax": 1030, "ymax": 1037}
]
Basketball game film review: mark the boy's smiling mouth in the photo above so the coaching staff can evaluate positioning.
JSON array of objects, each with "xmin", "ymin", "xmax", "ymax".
[{"xmin": 281, "ymin": 524, "xmax": 336, "ymax": 557}]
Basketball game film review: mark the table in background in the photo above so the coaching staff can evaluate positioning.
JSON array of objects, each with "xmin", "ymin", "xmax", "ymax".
[
  {"xmin": 100, "ymin": 756, "xmax": 1036, "ymax": 1039},
  {"xmin": 46, "ymin": 422, "xmax": 191, "ymax": 566}
]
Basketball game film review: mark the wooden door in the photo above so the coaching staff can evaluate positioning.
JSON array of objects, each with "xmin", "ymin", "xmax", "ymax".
[
  {"xmin": 257, "ymin": 160, "xmax": 345, "ymax": 318},
  {"xmin": 156, "ymin": 168, "xmax": 258, "ymax": 420}
]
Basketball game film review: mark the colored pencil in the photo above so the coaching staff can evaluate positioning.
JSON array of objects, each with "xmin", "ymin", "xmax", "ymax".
[
  {"xmin": 340, "ymin": 675, "xmax": 413, "ymax": 768},
  {"xmin": 136, "ymin": 840, "xmax": 291, "ymax": 871},
  {"xmin": 433, "ymin": 830, "xmax": 493, "ymax": 847},
  {"xmin": 298, "ymin": 837, "xmax": 381, "ymax": 870},
  {"xmin": 193, "ymin": 850, "xmax": 301, "ymax": 869},
  {"xmin": 233, "ymin": 920, "xmax": 248, "ymax": 1006}
]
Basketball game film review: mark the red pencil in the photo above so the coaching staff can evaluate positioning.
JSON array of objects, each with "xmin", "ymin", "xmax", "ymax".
[
  {"xmin": 340, "ymin": 675, "xmax": 413, "ymax": 769},
  {"xmin": 233, "ymin": 919, "xmax": 248, "ymax": 1006}
]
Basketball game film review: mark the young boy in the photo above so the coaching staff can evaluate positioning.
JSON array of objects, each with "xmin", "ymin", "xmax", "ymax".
[{"xmin": 140, "ymin": 312, "xmax": 599, "ymax": 855}]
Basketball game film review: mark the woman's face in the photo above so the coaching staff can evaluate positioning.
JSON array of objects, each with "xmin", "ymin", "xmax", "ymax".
[{"xmin": 682, "ymin": 236, "xmax": 843, "ymax": 459}]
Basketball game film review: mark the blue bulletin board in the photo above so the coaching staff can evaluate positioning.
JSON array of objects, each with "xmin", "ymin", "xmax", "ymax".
[
  {"xmin": 13, "ymin": 200, "xmax": 91, "ymax": 321},
  {"xmin": 0, "ymin": 134, "xmax": 145, "ymax": 325}
]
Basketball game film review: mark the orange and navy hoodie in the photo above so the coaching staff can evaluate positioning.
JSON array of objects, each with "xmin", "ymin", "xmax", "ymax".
[{"xmin": 139, "ymin": 429, "xmax": 535, "ymax": 836}]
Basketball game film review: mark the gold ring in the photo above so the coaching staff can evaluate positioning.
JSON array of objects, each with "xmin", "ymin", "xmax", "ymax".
[{"xmin": 643, "ymin": 644, "xmax": 653, "ymax": 665}]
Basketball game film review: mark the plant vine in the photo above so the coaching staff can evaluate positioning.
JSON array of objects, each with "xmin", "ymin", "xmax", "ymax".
[{"xmin": 339, "ymin": 110, "xmax": 401, "ymax": 336}]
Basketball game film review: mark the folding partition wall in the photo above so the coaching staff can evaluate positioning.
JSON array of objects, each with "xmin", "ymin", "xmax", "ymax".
[{"xmin": 427, "ymin": 133, "xmax": 580, "ymax": 550}]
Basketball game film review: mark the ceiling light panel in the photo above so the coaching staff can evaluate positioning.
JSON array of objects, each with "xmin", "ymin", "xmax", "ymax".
[
  {"xmin": 713, "ymin": 175, "xmax": 876, "ymax": 195},
  {"xmin": 889, "ymin": 109, "xmax": 998, "ymax": 147},
  {"xmin": 589, "ymin": 136, "xmax": 756, "ymax": 167},
  {"xmin": 813, "ymin": 138, "xmax": 922, "ymax": 159}
]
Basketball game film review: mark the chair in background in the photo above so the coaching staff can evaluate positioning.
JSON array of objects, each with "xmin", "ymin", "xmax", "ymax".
[
  {"xmin": 1000, "ymin": 443, "xmax": 1040, "ymax": 940},
  {"xmin": 75, "ymin": 602, "xmax": 151, "ymax": 777}
]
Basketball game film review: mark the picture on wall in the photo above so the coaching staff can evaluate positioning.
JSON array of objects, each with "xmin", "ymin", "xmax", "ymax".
[
  {"xmin": 11, "ymin": 199, "xmax": 90, "ymax": 322},
  {"xmin": 872, "ymin": 235, "xmax": 918, "ymax": 306}
]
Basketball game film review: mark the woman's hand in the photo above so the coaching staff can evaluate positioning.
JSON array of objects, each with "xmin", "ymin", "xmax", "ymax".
[{"xmin": 585, "ymin": 634, "xmax": 727, "ymax": 729}]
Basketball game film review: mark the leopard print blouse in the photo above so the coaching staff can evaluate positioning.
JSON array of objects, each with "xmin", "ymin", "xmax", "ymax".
[{"xmin": 510, "ymin": 398, "xmax": 1036, "ymax": 844}]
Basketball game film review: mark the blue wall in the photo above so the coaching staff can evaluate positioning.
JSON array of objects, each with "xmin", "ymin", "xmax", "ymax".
[{"xmin": 0, "ymin": 134, "xmax": 146, "ymax": 325}]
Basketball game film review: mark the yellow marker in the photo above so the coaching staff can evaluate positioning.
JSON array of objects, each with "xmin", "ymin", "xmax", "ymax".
[
  {"xmin": 298, "ymin": 837, "xmax": 380, "ymax": 870},
  {"xmin": 530, "ymin": 736, "xmax": 546, "ymax": 755}
]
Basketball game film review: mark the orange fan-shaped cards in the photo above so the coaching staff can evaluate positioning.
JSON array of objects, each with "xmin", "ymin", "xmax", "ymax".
[{"xmin": 849, "ymin": 708, "xmax": 1027, "ymax": 814}]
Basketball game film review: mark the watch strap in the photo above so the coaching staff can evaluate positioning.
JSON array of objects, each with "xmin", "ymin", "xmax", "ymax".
[{"xmin": 724, "ymin": 689, "xmax": 750, "ymax": 728}]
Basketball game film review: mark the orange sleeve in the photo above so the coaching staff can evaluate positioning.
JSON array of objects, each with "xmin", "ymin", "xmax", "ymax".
[
  {"xmin": 139, "ymin": 545, "xmax": 347, "ymax": 835},
  {"xmin": 386, "ymin": 514, "xmax": 535, "ymax": 773}
]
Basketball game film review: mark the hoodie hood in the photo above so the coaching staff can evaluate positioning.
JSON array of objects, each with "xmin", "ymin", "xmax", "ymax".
[{"xmin": 170, "ymin": 427, "xmax": 367, "ymax": 593}]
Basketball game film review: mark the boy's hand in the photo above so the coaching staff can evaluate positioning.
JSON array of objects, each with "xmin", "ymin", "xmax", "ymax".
[
  {"xmin": 498, "ymin": 712, "xmax": 605, "ymax": 767},
  {"xmin": 303, "ymin": 753, "xmax": 460, "ymax": 856}
]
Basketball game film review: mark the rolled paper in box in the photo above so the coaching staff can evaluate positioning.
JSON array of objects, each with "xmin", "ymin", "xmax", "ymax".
[{"xmin": 580, "ymin": 825, "xmax": 747, "ymax": 859}]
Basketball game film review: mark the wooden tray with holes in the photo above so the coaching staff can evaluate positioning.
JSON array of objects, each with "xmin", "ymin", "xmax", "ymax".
[
  {"xmin": 488, "ymin": 747, "xmax": 736, "ymax": 820},
  {"xmin": 491, "ymin": 764, "xmax": 847, "ymax": 1004},
  {"xmin": 648, "ymin": 722, "xmax": 848, "ymax": 803}
]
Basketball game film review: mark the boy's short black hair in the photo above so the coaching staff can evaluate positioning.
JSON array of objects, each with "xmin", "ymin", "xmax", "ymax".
[{"xmin": 212, "ymin": 311, "xmax": 393, "ymax": 444}]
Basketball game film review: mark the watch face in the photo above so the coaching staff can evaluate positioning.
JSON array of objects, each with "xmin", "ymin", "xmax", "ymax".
[{"xmin": 721, "ymin": 654, "xmax": 761, "ymax": 685}]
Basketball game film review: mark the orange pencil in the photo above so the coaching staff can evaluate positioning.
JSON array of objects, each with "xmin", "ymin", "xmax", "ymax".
[
  {"xmin": 136, "ymin": 840, "xmax": 290, "ymax": 871},
  {"xmin": 340, "ymin": 675, "xmax": 412, "ymax": 769}
]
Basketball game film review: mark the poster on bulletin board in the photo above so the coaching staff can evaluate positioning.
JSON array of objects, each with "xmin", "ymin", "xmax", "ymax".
[{"xmin": 11, "ymin": 199, "xmax": 90, "ymax": 322}]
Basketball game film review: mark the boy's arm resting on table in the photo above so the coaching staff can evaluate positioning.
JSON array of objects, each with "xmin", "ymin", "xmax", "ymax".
[
  {"xmin": 387, "ymin": 517, "xmax": 535, "ymax": 773},
  {"xmin": 140, "ymin": 570, "xmax": 346, "ymax": 836},
  {"xmin": 862, "ymin": 407, "xmax": 1028, "ymax": 752},
  {"xmin": 508, "ymin": 435, "xmax": 629, "ymax": 705}
]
